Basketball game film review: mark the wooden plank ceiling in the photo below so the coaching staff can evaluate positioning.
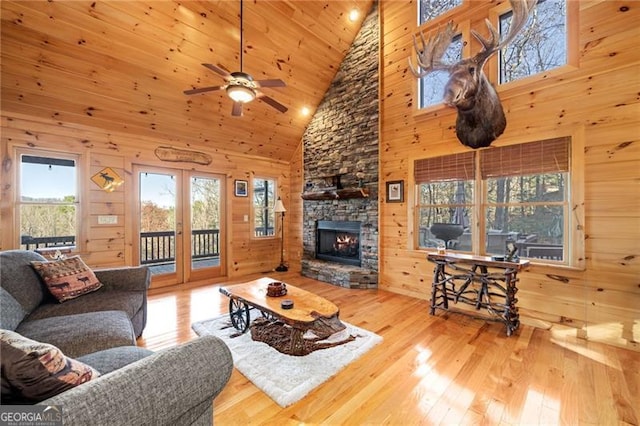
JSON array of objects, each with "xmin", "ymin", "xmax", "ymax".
[{"xmin": 1, "ymin": 0, "xmax": 373, "ymax": 161}]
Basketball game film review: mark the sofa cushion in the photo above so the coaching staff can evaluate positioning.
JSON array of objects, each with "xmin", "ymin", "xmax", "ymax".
[
  {"xmin": 1, "ymin": 330, "xmax": 100, "ymax": 404},
  {"xmin": 26, "ymin": 290, "xmax": 144, "ymax": 324},
  {"xmin": 0, "ymin": 287, "xmax": 27, "ymax": 331},
  {"xmin": 0, "ymin": 250, "xmax": 51, "ymax": 313},
  {"xmin": 16, "ymin": 311, "xmax": 136, "ymax": 358},
  {"xmin": 77, "ymin": 346, "xmax": 153, "ymax": 375},
  {"xmin": 31, "ymin": 256, "xmax": 103, "ymax": 302}
]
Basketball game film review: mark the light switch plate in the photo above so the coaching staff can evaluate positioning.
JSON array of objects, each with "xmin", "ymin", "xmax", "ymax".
[{"xmin": 98, "ymin": 215, "xmax": 118, "ymax": 225}]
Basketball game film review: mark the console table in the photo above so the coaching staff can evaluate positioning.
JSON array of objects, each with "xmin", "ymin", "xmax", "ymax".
[{"xmin": 426, "ymin": 252, "xmax": 529, "ymax": 336}]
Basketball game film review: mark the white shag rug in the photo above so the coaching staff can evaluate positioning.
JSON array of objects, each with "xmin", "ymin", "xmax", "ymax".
[{"xmin": 192, "ymin": 312, "xmax": 382, "ymax": 407}]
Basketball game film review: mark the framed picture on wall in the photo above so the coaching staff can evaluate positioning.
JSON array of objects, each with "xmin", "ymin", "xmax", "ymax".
[
  {"xmin": 386, "ymin": 180, "xmax": 404, "ymax": 203},
  {"xmin": 234, "ymin": 180, "xmax": 248, "ymax": 197}
]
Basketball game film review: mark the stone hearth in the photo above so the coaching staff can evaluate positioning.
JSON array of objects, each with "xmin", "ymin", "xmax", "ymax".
[{"xmin": 301, "ymin": 259, "xmax": 377, "ymax": 289}]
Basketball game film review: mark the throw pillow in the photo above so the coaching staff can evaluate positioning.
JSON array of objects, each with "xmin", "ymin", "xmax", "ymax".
[
  {"xmin": 31, "ymin": 256, "xmax": 103, "ymax": 302},
  {"xmin": 0, "ymin": 330, "xmax": 100, "ymax": 403}
]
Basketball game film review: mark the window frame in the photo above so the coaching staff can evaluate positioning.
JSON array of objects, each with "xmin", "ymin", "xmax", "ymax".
[
  {"xmin": 413, "ymin": 130, "xmax": 585, "ymax": 269},
  {"xmin": 412, "ymin": 1, "xmax": 578, "ymax": 116},
  {"xmin": 489, "ymin": 0, "xmax": 579, "ymax": 92},
  {"xmin": 15, "ymin": 147, "xmax": 82, "ymax": 252},
  {"xmin": 413, "ymin": 20, "xmax": 471, "ymax": 115},
  {"xmin": 251, "ymin": 176, "xmax": 278, "ymax": 239}
]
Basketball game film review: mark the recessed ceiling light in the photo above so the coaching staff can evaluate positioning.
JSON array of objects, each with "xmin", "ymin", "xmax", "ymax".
[
  {"xmin": 301, "ymin": 106, "xmax": 310, "ymax": 116},
  {"xmin": 349, "ymin": 9, "xmax": 359, "ymax": 22}
]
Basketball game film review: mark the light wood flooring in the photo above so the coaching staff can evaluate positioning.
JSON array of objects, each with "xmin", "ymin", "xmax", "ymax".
[{"xmin": 139, "ymin": 271, "xmax": 640, "ymax": 425}]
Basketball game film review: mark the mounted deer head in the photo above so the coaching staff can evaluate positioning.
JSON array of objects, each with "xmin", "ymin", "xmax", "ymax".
[{"xmin": 409, "ymin": 0, "xmax": 537, "ymax": 149}]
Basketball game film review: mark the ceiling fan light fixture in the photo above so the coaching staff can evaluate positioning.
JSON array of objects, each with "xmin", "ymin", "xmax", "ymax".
[{"xmin": 227, "ymin": 84, "xmax": 256, "ymax": 103}]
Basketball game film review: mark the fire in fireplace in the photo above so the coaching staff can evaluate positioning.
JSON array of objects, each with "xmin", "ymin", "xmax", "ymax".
[{"xmin": 316, "ymin": 220, "xmax": 361, "ymax": 266}]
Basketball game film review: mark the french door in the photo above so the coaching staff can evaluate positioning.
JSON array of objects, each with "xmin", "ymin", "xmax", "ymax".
[{"xmin": 134, "ymin": 165, "xmax": 225, "ymax": 288}]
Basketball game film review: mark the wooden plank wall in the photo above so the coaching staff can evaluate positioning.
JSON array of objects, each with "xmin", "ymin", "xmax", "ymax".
[
  {"xmin": 379, "ymin": 0, "xmax": 639, "ymax": 351},
  {"xmin": 288, "ymin": 142, "xmax": 304, "ymax": 271},
  {"xmin": 0, "ymin": 112, "xmax": 290, "ymax": 280}
]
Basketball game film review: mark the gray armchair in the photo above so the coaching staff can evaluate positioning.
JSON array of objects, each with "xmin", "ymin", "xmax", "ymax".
[{"xmin": 41, "ymin": 335, "xmax": 233, "ymax": 425}]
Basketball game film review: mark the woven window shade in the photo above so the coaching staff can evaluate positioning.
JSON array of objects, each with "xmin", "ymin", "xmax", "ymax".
[
  {"xmin": 480, "ymin": 137, "xmax": 570, "ymax": 179},
  {"xmin": 415, "ymin": 151, "xmax": 475, "ymax": 183}
]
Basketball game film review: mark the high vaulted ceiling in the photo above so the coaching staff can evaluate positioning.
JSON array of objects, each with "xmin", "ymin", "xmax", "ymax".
[{"xmin": 1, "ymin": 0, "xmax": 374, "ymax": 161}]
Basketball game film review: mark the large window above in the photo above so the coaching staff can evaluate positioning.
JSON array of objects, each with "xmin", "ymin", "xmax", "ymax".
[
  {"xmin": 499, "ymin": 0, "xmax": 568, "ymax": 84},
  {"xmin": 18, "ymin": 151, "xmax": 79, "ymax": 250},
  {"xmin": 253, "ymin": 177, "xmax": 277, "ymax": 238},
  {"xmin": 415, "ymin": 137, "xmax": 578, "ymax": 266}
]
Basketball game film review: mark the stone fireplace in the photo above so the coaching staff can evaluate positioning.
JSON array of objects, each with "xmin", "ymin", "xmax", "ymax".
[{"xmin": 299, "ymin": 4, "xmax": 379, "ymax": 289}]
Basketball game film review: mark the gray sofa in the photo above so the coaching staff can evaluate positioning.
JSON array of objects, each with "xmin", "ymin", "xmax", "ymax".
[
  {"xmin": 1, "ymin": 250, "xmax": 234, "ymax": 425},
  {"xmin": 1, "ymin": 249, "xmax": 148, "ymax": 357}
]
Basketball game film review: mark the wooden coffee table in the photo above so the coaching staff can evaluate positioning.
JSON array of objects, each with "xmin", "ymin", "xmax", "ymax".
[{"xmin": 219, "ymin": 277, "xmax": 353, "ymax": 355}]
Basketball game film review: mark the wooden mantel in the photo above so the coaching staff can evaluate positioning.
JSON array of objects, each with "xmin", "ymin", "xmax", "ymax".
[{"xmin": 301, "ymin": 188, "xmax": 369, "ymax": 200}]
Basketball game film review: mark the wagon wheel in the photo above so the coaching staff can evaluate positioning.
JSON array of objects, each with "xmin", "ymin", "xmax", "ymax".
[{"xmin": 228, "ymin": 298, "xmax": 250, "ymax": 333}]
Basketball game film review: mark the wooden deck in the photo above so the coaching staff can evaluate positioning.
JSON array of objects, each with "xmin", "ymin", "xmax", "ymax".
[{"xmin": 140, "ymin": 271, "xmax": 640, "ymax": 425}]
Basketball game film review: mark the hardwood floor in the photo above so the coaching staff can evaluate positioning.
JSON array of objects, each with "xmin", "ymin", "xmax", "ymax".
[{"xmin": 139, "ymin": 272, "xmax": 640, "ymax": 425}]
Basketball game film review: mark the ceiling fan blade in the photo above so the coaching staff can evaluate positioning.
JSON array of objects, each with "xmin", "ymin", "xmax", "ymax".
[
  {"xmin": 183, "ymin": 85, "xmax": 225, "ymax": 95},
  {"xmin": 255, "ymin": 79, "xmax": 286, "ymax": 88},
  {"xmin": 202, "ymin": 63, "xmax": 231, "ymax": 78},
  {"xmin": 257, "ymin": 94, "xmax": 288, "ymax": 113},
  {"xmin": 231, "ymin": 102, "xmax": 243, "ymax": 117}
]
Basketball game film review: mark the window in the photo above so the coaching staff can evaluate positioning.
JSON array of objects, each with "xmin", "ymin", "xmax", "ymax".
[
  {"xmin": 481, "ymin": 138, "xmax": 570, "ymax": 261},
  {"xmin": 419, "ymin": 34, "xmax": 463, "ymax": 109},
  {"xmin": 415, "ymin": 137, "xmax": 576, "ymax": 265},
  {"xmin": 416, "ymin": 152, "xmax": 475, "ymax": 249},
  {"xmin": 419, "ymin": 0, "xmax": 463, "ymax": 25},
  {"xmin": 499, "ymin": 0, "xmax": 567, "ymax": 84},
  {"xmin": 253, "ymin": 177, "xmax": 276, "ymax": 237},
  {"xmin": 18, "ymin": 151, "xmax": 79, "ymax": 250}
]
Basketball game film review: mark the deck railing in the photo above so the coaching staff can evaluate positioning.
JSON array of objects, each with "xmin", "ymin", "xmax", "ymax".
[
  {"xmin": 21, "ymin": 235, "xmax": 76, "ymax": 250},
  {"xmin": 22, "ymin": 230, "xmax": 221, "ymax": 265},
  {"xmin": 139, "ymin": 229, "xmax": 220, "ymax": 264},
  {"xmin": 417, "ymin": 227, "xmax": 563, "ymax": 261}
]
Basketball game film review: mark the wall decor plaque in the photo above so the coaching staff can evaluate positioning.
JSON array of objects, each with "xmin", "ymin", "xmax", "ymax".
[
  {"xmin": 154, "ymin": 146, "xmax": 212, "ymax": 165},
  {"xmin": 91, "ymin": 167, "xmax": 124, "ymax": 192}
]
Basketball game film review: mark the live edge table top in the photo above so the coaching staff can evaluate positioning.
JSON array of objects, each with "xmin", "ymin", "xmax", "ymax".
[{"xmin": 219, "ymin": 277, "xmax": 340, "ymax": 325}]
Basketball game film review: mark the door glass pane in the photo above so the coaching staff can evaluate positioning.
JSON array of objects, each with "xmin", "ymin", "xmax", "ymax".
[
  {"xmin": 190, "ymin": 176, "xmax": 221, "ymax": 270},
  {"xmin": 140, "ymin": 172, "xmax": 176, "ymax": 275}
]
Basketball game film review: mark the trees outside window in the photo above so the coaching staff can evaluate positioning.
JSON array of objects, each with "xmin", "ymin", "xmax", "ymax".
[
  {"xmin": 18, "ymin": 151, "xmax": 78, "ymax": 249},
  {"xmin": 415, "ymin": 137, "xmax": 573, "ymax": 265},
  {"xmin": 418, "ymin": 0, "xmax": 462, "ymax": 25},
  {"xmin": 499, "ymin": 0, "xmax": 567, "ymax": 84},
  {"xmin": 416, "ymin": 152, "xmax": 475, "ymax": 249},
  {"xmin": 253, "ymin": 177, "xmax": 276, "ymax": 237},
  {"xmin": 419, "ymin": 34, "xmax": 463, "ymax": 109}
]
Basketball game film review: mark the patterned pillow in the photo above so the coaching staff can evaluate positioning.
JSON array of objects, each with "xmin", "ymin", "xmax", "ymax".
[
  {"xmin": 0, "ymin": 330, "xmax": 100, "ymax": 403},
  {"xmin": 31, "ymin": 256, "xmax": 103, "ymax": 302}
]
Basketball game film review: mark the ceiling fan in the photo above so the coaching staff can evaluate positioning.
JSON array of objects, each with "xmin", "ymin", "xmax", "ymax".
[{"xmin": 183, "ymin": 0, "xmax": 287, "ymax": 117}]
